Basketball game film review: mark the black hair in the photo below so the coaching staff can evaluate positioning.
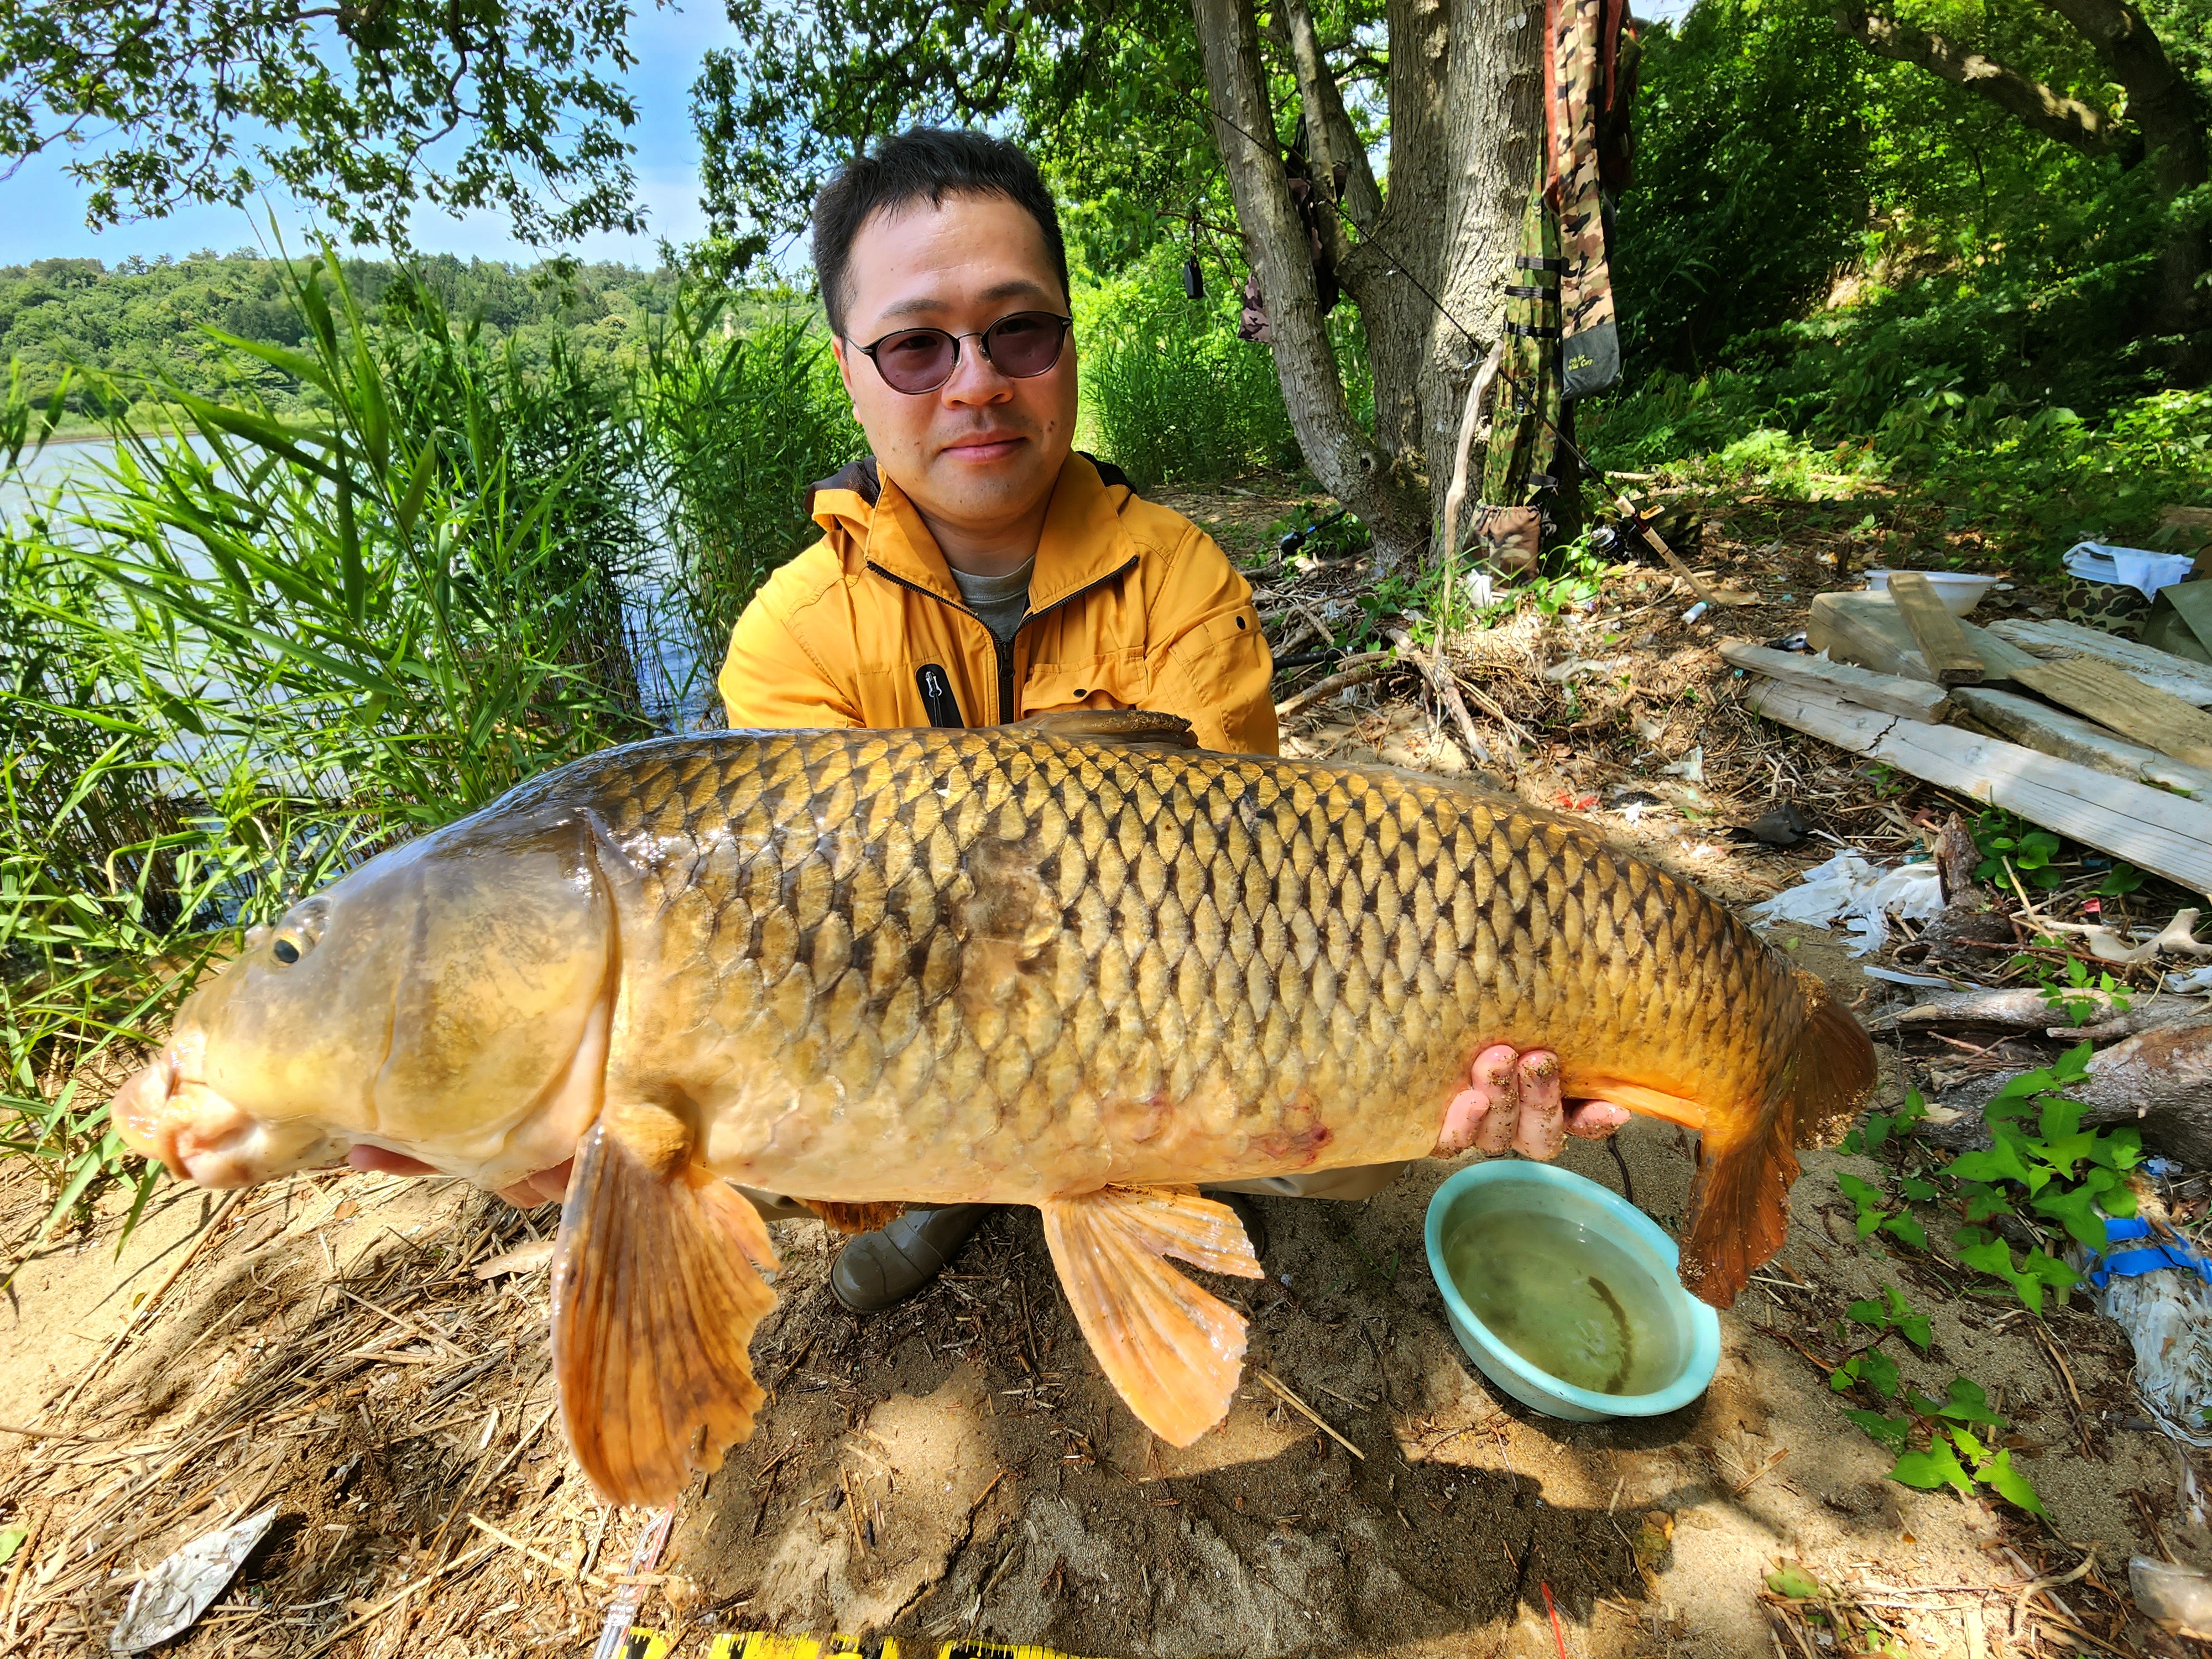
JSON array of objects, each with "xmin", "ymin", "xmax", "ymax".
[{"xmin": 812, "ymin": 128, "xmax": 1071, "ymax": 337}]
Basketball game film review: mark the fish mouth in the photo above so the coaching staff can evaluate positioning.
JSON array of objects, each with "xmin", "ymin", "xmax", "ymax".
[{"xmin": 109, "ymin": 1046, "xmax": 333, "ymax": 1189}]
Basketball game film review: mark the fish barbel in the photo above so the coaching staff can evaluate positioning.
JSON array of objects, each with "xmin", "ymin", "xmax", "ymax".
[{"xmin": 112, "ymin": 711, "xmax": 1872, "ymax": 1505}]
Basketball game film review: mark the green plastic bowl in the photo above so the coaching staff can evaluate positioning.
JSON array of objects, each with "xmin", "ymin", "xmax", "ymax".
[{"xmin": 1425, "ymin": 1160, "xmax": 1721, "ymax": 1421}]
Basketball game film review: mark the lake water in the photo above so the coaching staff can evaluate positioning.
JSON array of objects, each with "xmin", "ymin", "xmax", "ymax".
[{"xmin": 3, "ymin": 432, "xmax": 721, "ymax": 733}]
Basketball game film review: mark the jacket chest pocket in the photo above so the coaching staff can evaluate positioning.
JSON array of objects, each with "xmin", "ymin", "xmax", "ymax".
[{"xmin": 1020, "ymin": 653, "xmax": 1151, "ymax": 718}]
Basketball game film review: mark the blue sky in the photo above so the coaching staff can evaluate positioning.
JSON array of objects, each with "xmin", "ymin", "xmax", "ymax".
[
  {"xmin": 0, "ymin": 1, "xmax": 742, "ymax": 269},
  {"xmin": 1, "ymin": 0, "xmax": 1702, "ymax": 270}
]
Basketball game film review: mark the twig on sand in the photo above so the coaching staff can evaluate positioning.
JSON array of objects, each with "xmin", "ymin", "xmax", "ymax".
[
  {"xmin": 1253, "ymin": 1369, "xmax": 1364, "ymax": 1459},
  {"xmin": 1275, "ymin": 653, "xmax": 1394, "ymax": 718},
  {"xmin": 1385, "ymin": 627, "xmax": 1494, "ymax": 767},
  {"xmin": 300, "ymin": 1541, "xmax": 496, "ymax": 1657},
  {"xmin": 468, "ymin": 1514, "xmax": 607, "ymax": 1588},
  {"xmin": 48, "ymin": 1190, "xmax": 243, "ymax": 1421}
]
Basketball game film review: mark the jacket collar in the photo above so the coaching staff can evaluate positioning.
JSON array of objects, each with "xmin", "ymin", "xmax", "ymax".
[{"xmin": 806, "ymin": 452, "xmax": 1138, "ymax": 609}]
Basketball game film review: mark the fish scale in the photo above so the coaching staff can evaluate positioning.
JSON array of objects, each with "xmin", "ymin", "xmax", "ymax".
[{"xmin": 551, "ymin": 726, "xmax": 1797, "ymax": 1208}]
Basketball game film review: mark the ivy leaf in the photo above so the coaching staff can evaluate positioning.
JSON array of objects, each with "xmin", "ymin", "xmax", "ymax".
[
  {"xmin": 1948, "ymin": 1140, "xmax": 2033, "ymax": 1185},
  {"xmin": 1899, "ymin": 1176, "xmax": 1940, "ymax": 1201},
  {"xmin": 1843, "ymin": 1410, "xmax": 1913, "ymax": 1451},
  {"xmin": 1937, "ymin": 1378, "xmax": 2005, "ymax": 1428},
  {"xmin": 1898, "ymin": 1314, "xmax": 1933, "ymax": 1353},
  {"xmin": 1858, "ymin": 1349, "xmax": 1903, "ymax": 1399},
  {"xmin": 1882, "ymin": 1213, "xmax": 1928, "ymax": 1251},
  {"xmin": 2032, "ymin": 1183, "xmax": 2114, "ymax": 1251},
  {"xmin": 1890, "ymin": 1433, "xmax": 1974, "ymax": 1496},
  {"xmin": 1766, "ymin": 1566, "xmax": 1827, "ymax": 1600},
  {"xmin": 1847, "ymin": 1298, "xmax": 1888, "ymax": 1330},
  {"xmin": 1976, "ymin": 1448, "xmax": 2048, "ymax": 1516}
]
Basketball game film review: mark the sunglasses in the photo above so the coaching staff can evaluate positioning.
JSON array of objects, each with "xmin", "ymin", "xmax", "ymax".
[{"xmin": 848, "ymin": 311, "xmax": 1074, "ymax": 395}]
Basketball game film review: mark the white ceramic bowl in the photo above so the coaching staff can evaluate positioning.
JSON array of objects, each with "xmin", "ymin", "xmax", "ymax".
[{"xmin": 1863, "ymin": 568, "xmax": 1999, "ymax": 616}]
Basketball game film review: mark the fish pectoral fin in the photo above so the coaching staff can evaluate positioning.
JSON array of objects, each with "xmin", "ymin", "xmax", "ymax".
[
  {"xmin": 802, "ymin": 1198, "xmax": 906, "ymax": 1235},
  {"xmin": 551, "ymin": 1111, "xmax": 779, "ymax": 1507},
  {"xmin": 1040, "ymin": 1186, "xmax": 1262, "ymax": 1449}
]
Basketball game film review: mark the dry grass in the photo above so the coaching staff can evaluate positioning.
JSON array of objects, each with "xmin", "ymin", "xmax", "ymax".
[{"xmin": 0, "ymin": 1168, "xmax": 670, "ymax": 1658}]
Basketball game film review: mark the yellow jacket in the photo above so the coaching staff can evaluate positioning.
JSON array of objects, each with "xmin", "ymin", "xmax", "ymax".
[{"xmin": 717, "ymin": 453, "xmax": 1279, "ymax": 755}]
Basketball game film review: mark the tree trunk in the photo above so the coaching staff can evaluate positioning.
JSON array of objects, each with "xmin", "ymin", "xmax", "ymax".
[
  {"xmin": 1422, "ymin": 0, "xmax": 1547, "ymax": 537},
  {"xmin": 1192, "ymin": 0, "xmax": 1431, "ymax": 566},
  {"xmin": 2037, "ymin": 0, "xmax": 2210, "ymax": 380}
]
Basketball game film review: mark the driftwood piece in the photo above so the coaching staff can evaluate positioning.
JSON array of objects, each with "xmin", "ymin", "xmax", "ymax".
[
  {"xmin": 2006, "ymin": 653, "xmax": 2212, "ymax": 771},
  {"xmin": 1869, "ymin": 988, "xmax": 2212, "ymax": 1044},
  {"xmin": 1744, "ymin": 679, "xmax": 2212, "ymax": 896},
  {"xmin": 1807, "ymin": 591, "xmax": 2034, "ymax": 684},
  {"xmin": 1949, "ymin": 686, "xmax": 2212, "ymax": 798},
  {"xmin": 1927, "ymin": 1010, "xmax": 2212, "ymax": 1166},
  {"xmin": 1987, "ymin": 616, "xmax": 2212, "ymax": 707},
  {"xmin": 1274, "ymin": 653, "xmax": 1394, "ymax": 717},
  {"xmin": 1887, "ymin": 572, "xmax": 1984, "ymax": 685},
  {"xmin": 1719, "ymin": 640, "xmax": 1951, "ymax": 722}
]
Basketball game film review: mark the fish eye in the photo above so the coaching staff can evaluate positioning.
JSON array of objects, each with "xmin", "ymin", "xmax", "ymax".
[{"xmin": 268, "ymin": 898, "xmax": 329, "ymax": 967}]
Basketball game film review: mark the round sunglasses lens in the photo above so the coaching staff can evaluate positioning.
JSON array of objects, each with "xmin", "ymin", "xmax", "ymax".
[
  {"xmin": 875, "ymin": 329, "xmax": 958, "ymax": 392},
  {"xmin": 983, "ymin": 314, "xmax": 1066, "ymax": 378}
]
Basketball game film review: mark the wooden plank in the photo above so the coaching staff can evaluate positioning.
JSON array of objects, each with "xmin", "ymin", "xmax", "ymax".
[
  {"xmin": 1949, "ymin": 686, "xmax": 2212, "ymax": 798},
  {"xmin": 2006, "ymin": 654, "xmax": 2212, "ymax": 771},
  {"xmin": 1808, "ymin": 591, "xmax": 2030, "ymax": 683},
  {"xmin": 1985, "ymin": 616, "xmax": 2212, "ymax": 706},
  {"xmin": 1886, "ymin": 572, "xmax": 1984, "ymax": 685},
  {"xmin": 1719, "ymin": 640, "xmax": 1951, "ymax": 722},
  {"xmin": 1745, "ymin": 679, "xmax": 2212, "ymax": 897}
]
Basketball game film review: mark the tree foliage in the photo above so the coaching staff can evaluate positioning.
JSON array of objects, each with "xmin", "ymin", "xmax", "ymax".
[{"xmin": 0, "ymin": 0, "xmax": 645, "ymax": 245}]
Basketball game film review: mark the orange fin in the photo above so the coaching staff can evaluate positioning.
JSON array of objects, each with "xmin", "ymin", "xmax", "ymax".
[
  {"xmin": 1681, "ymin": 971, "xmax": 1876, "ymax": 1308},
  {"xmin": 802, "ymin": 1198, "xmax": 906, "ymax": 1235},
  {"xmin": 1040, "ymin": 1186, "xmax": 1262, "ymax": 1447},
  {"xmin": 1015, "ymin": 708, "xmax": 1197, "ymax": 749},
  {"xmin": 551, "ymin": 1111, "xmax": 779, "ymax": 1507}
]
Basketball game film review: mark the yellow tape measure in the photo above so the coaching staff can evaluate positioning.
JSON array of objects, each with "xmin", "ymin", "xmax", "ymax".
[{"xmin": 622, "ymin": 1631, "xmax": 1100, "ymax": 1658}]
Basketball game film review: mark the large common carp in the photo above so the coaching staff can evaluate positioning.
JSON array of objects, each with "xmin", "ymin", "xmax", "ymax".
[{"xmin": 113, "ymin": 712, "xmax": 1872, "ymax": 1506}]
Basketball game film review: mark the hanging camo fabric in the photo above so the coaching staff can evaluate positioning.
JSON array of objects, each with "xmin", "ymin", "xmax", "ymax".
[{"xmin": 1550, "ymin": 0, "xmax": 1634, "ymax": 400}]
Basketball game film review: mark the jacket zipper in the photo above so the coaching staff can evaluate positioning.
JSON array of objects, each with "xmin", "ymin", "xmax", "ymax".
[{"xmin": 865, "ymin": 557, "xmax": 1139, "ymax": 725}]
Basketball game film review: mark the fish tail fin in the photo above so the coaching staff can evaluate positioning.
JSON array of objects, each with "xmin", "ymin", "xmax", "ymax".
[
  {"xmin": 1041, "ymin": 1186, "xmax": 1263, "ymax": 1447},
  {"xmin": 552, "ymin": 1112, "xmax": 779, "ymax": 1507},
  {"xmin": 1682, "ymin": 971, "xmax": 1875, "ymax": 1308}
]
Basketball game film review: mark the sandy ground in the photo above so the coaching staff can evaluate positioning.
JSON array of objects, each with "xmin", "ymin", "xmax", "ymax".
[{"xmin": 1, "ymin": 477, "xmax": 2203, "ymax": 1656}]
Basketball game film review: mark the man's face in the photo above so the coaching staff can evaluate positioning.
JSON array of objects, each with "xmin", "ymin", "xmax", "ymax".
[{"xmin": 832, "ymin": 191, "xmax": 1078, "ymax": 544}]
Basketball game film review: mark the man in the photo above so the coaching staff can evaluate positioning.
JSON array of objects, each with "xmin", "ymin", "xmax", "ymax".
[{"xmin": 712, "ymin": 128, "xmax": 1628, "ymax": 1312}]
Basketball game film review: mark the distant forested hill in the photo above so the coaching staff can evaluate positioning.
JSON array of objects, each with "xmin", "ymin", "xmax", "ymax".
[{"xmin": 0, "ymin": 251, "xmax": 799, "ymax": 419}]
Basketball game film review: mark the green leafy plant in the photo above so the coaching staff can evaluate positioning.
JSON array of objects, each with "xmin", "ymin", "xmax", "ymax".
[
  {"xmin": 2040, "ymin": 956, "xmax": 2133, "ymax": 1028},
  {"xmin": 1829, "ymin": 1284, "xmax": 2046, "ymax": 1518},
  {"xmin": 1837, "ymin": 1171, "xmax": 1929, "ymax": 1250}
]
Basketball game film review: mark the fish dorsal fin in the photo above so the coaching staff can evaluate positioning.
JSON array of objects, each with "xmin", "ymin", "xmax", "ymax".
[
  {"xmin": 1040, "ymin": 1186, "xmax": 1262, "ymax": 1447},
  {"xmin": 1015, "ymin": 708, "xmax": 1197, "ymax": 749},
  {"xmin": 551, "ymin": 1107, "xmax": 779, "ymax": 1506}
]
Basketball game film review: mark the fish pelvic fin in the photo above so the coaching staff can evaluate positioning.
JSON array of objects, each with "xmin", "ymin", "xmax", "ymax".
[
  {"xmin": 1681, "ymin": 971, "xmax": 1876, "ymax": 1310},
  {"xmin": 551, "ymin": 1108, "xmax": 779, "ymax": 1507},
  {"xmin": 802, "ymin": 1199, "xmax": 906, "ymax": 1235},
  {"xmin": 1041, "ymin": 1186, "xmax": 1263, "ymax": 1448}
]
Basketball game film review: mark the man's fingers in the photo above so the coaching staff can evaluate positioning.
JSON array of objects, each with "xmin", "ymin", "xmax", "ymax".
[
  {"xmin": 1472, "ymin": 1044, "xmax": 1521, "ymax": 1155},
  {"xmin": 1436, "ymin": 1044, "xmax": 1521, "ymax": 1155},
  {"xmin": 348, "ymin": 1146, "xmax": 435, "ymax": 1176},
  {"xmin": 1511, "ymin": 1051, "xmax": 1566, "ymax": 1160},
  {"xmin": 1564, "ymin": 1100, "xmax": 1633, "ymax": 1140},
  {"xmin": 494, "ymin": 1160, "xmax": 575, "ymax": 1209}
]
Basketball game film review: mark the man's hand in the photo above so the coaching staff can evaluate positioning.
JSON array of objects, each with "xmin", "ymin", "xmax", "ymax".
[
  {"xmin": 347, "ymin": 1145, "xmax": 572, "ymax": 1209},
  {"xmin": 1436, "ymin": 1046, "xmax": 1633, "ymax": 1161}
]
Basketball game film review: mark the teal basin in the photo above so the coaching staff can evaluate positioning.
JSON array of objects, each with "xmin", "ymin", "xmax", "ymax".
[{"xmin": 1424, "ymin": 1160, "xmax": 1721, "ymax": 1422}]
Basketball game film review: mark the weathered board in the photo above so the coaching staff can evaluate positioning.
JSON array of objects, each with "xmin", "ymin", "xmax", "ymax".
[
  {"xmin": 1745, "ymin": 679, "xmax": 2212, "ymax": 896},
  {"xmin": 1719, "ymin": 640, "xmax": 1951, "ymax": 722},
  {"xmin": 1886, "ymin": 572, "xmax": 1984, "ymax": 686},
  {"xmin": 1949, "ymin": 686, "xmax": 2212, "ymax": 797}
]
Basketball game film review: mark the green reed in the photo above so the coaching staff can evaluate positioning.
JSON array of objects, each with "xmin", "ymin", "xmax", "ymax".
[{"xmin": 0, "ymin": 251, "xmax": 661, "ymax": 1256}]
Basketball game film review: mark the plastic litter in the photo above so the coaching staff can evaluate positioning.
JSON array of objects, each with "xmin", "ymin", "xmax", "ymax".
[
  {"xmin": 1747, "ymin": 852, "xmax": 1944, "ymax": 955},
  {"xmin": 110, "ymin": 1504, "xmax": 279, "ymax": 1654},
  {"xmin": 2131, "ymin": 1556, "xmax": 2212, "ymax": 1639},
  {"xmin": 2169, "ymin": 963, "xmax": 2212, "ymax": 994},
  {"xmin": 2063, "ymin": 541, "xmax": 2198, "ymax": 599},
  {"xmin": 2084, "ymin": 1218, "xmax": 2212, "ymax": 1449}
]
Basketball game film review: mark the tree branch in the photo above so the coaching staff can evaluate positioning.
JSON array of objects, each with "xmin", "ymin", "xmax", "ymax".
[
  {"xmin": 1832, "ymin": 1, "xmax": 2125, "ymax": 158},
  {"xmin": 2037, "ymin": 0, "xmax": 2206, "ymax": 191}
]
